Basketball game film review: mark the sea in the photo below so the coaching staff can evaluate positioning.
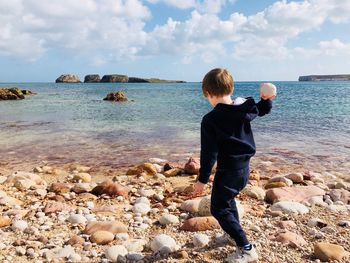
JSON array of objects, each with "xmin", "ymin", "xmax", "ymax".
[{"xmin": 0, "ymin": 81, "xmax": 349, "ymax": 172}]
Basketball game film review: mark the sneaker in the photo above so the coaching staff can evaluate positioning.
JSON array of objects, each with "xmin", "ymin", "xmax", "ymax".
[{"xmin": 225, "ymin": 245, "xmax": 258, "ymax": 263}]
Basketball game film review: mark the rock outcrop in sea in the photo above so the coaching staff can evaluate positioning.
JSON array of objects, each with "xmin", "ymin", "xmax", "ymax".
[
  {"xmin": 101, "ymin": 74, "xmax": 129, "ymax": 83},
  {"xmin": 299, "ymin": 74, "xmax": 350, "ymax": 81},
  {"xmin": 103, "ymin": 91, "xmax": 128, "ymax": 102},
  {"xmin": 84, "ymin": 74, "xmax": 101, "ymax": 83},
  {"xmin": 0, "ymin": 88, "xmax": 35, "ymax": 100},
  {"xmin": 55, "ymin": 74, "xmax": 81, "ymax": 83}
]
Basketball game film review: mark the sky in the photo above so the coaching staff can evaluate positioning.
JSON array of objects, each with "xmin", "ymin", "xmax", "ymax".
[{"xmin": 0, "ymin": 0, "xmax": 350, "ymax": 82}]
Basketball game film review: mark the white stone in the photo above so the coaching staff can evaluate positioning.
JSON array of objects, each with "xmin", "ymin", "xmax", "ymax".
[
  {"xmin": 260, "ymin": 83, "xmax": 277, "ymax": 97},
  {"xmin": 67, "ymin": 214, "xmax": 87, "ymax": 225},
  {"xmin": 123, "ymin": 239, "xmax": 147, "ymax": 252},
  {"xmin": 132, "ymin": 203, "xmax": 150, "ymax": 215},
  {"xmin": 69, "ymin": 253, "xmax": 82, "ymax": 262},
  {"xmin": 135, "ymin": 197, "xmax": 150, "ymax": 205},
  {"xmin": 151, "ymin": 234, "xmax": 178, "ymax": 253},
  {"xmin": 193, "ymin": 233, "xmax": 210, "ymax": 247},
  {"xmin": 105, "ymin": 245, "xmax": 128, "ymax": 262},
  {"xmin": 115, "ymin": 233, "xmax": 129, "ymax": 241},
  {"xmin": 138, "ymin": 189, "xmax": 155, "ymax": 198},
  {"xmin": 11, "ymin": 220, "xmax": 28, "ymax": 232},
  {"xmin": 308, "ymin": 196, "xmax": 326, "ymax": 206},
  {"xmin": 271, "ymin": 201, "xmax": 309, "ymax": 214},
  {"xmin": 159, "ymin": 214, "xmax": 179, "ymax": 225}
]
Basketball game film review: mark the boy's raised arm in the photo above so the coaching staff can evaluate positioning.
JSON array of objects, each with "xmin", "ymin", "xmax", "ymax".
[
  {"xmin": 198, "ymin": 116, "xmax": 218, "ymax": 184},
  {"xmin": 256, "ymin": 98, "xmax": 272, "ymax": 116}
]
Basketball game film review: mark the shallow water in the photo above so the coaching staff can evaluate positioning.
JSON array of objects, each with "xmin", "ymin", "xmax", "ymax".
[{"xmin": 0, "ymin": 81, "xmax": 349, "ymax": 172}]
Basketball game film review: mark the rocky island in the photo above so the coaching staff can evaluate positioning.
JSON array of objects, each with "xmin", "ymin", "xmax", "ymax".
[
  {"xmin": 55, "ymin": 74, "xmax": 186, "ymax": 83},
  {"xmin": 299, "ymin": 74, "xmax": 350, "ymax": 81}
]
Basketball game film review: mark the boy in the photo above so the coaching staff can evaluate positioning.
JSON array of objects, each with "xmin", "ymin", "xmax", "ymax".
[{"xmin": 191, "ymin": 68, "xmax": 275, "ymax": 263}]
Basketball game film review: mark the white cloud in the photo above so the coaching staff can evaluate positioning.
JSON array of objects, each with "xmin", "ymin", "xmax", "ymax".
[{"xmin": 0, "ymin": 0, "xmax": 350, "ymax": 64}]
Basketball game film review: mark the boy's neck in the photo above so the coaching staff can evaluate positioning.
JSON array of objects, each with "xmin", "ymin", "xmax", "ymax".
[{"xmin": 213, "ymin": 95, "xmax": 233, "ymax": 107}]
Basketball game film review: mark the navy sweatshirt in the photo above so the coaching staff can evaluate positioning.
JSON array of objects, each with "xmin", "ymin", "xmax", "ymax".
[{"xmin": 198, "ymin": 97, "xmax": 272, "ymax": 184}]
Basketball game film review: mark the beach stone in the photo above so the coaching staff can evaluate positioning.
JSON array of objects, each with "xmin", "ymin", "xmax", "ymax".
[
  {"xmin": 51, "ymin": 168, "xmax": 69, "ymax": 176},
  {"xmin": 123, "ymin": 239, "xmax": 147, "ymax": 252},
  {"xmin": 11, "ymin": 220, "xmax": 28, "ymax": 232},
  {"xmin": 314, "ymin": 242, "xmax": 350, "ymax": 261},
  {"xmin": 268, "ymin": 176, "xmax": 293, "ymax": 186},
  {"xmin": 285, "ymin": 173, "xmax": 304, "ymax": 183},
  {"xmin": 0, "ymin": 176, "xmax": 7, "ymax": 184},
  {"xmin": 197, "ymin": 196, "xmax": 244, "ymax": 217},
  {"xmin": 70, "ymin": 164, "xmax": 91, "ymax": 172},
  {"xmin": 49, "ymin": 183, "xmax": 72, "ymax": 193},
  {"xmin": 308, "ymin": 196, "xmax": 326, "ymax": 206},
  {"xmin": 327, "ymin": 204, "xmax": 348, "ymax": 213},
  {"xmin": 67, "ymin": 235, "xmax": 85, "ymax": 247},
  {"xmin": 137, "ymin": 188, "xmax": 155, "ymax": 197},
  {"xmin": 198, "ymin": 196, "xmax": 211, "ymax": 216},
  {"xmin": 69, "ymin": 253, "xmax": 82, "ymax": 262},
  {"xmin": 192, "ymin": 233, "xmax": 210, "ymax": 247},
  {"xmin": 73, "ymin": 173, "xmax": 91, "ymax": 183},
  {"xmin": 271, "ymin": 201, "xmax": 309, "ymax": 214},
  {"xmin": 164, "ymin": 168, "xmax": 182, "ymax": 177},
  {"xmin": 44, "ymin": 201, "xmax": 73, "ymax": 214},
  {"xmin": 67, "ymin": 214, "xmax": 87, "ymax": 225},
  {"xmin": 180, "ymin": 199, "xmax": 201, "ymax": 213},
  {"xmin": 84, "ymin": 221, "xmax": 128, "ymax": 235},
  {"xmin": 127, "ymin": 163, "xmax": 157, "ymax": 176},
  {"xmin": 105, "ymin": 245, "xmax": 128, "ymax": 262},
  {"xmin": 243, "ymin": 185, "xmax": 266, "ymax": 200},
  {"xmin": 0, "ymin": 195, "xmax": 23, "ymax": 206},
  {"xmin": 249, "ymin": 170, "xmax": 260, "ymax": 181},
  {"xmin": 272, "ymin": 230, "xmax": 307, "ymax": 248},
  {"xmin": 132, "ymin": 203, "xmax": 150, "ymax": 215},
  {"xmin": 265, "ymin": 186, "xmax": 325, "ymax": 203},
  {"xmin": 180, "ymin": 216, "xmax": 220, "ymax": 231},
  {"xmin": 91, "ymin": 180, "xmax": 129, "ymax": 197},
  {"xmin": 6, "ymin": 171, "xmax": 47, "ymax": 190},
  {"xmin": 265, "ymin": 182, "xmax": 288, "ymax": 189},
  {"xmin": 151, "ymin": 234, "xmax": 178, "ymax": 253},
  {"xmin": 90, "ymin": 231, "xmax": 114, "ymax": 245},
  {"xmin": 72, "ymin": 183, "xmax": 91, "ymax": 194},
  {"xmin": 329, "ymin": 189, "xmax": 350, "ymax": 204},
  {"xmin": 159, "ymin": 214, "xmax": 179, "ymax": 225},
  {"xmin": 278, "ymin": 220, "xmax": 297, "ymax": 230},
  {"xmin": 127, "ymin": 252, "xmax": 144, "ymax": 261},
  {"xmin": 184, "ymin": 157, "xmax": 200, "ymax": 174},
  {"xmin": 0, "ymin": 216, "xmax": 11, "ymax": 228},
  {"xmin": 93, "ymin": 205, "xmax": 120, "ymax": 215},
  {"xmin": 307, "ymin": 218, "xmax": 327, "ymax": 228}
]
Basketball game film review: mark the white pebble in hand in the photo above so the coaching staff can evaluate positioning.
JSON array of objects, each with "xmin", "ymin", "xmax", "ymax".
[{"xmin": 260, "ymin": 83, "xmax": 277, "ymax": 100}]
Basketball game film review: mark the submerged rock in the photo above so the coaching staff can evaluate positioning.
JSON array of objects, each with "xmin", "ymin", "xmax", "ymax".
[
  {"xmin": 84, "ymin": 74, "xmax": 101, "ymax": 83},
  {"xmin": 103, "ymin": 91, "xmax": 128, "ymax": 102},
  {"xmin": 56, "ymin": 74, "xmax": 81, "ymax": 83}
]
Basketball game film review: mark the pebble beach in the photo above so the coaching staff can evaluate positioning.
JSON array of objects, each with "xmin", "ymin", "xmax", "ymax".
[{"xmin": 0, "ymin": 150, "xmax": 349, "ymax": 263}]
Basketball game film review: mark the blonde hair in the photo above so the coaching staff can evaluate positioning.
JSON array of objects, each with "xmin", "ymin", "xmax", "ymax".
[{"xmin": 202, "ymin": 68, "xmax": 233, "ymax": 97}]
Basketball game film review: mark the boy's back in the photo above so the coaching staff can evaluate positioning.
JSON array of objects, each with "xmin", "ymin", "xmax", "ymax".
[{"xmin": 198, "ymin": 97, "xmax": 272, "ymax": 184}]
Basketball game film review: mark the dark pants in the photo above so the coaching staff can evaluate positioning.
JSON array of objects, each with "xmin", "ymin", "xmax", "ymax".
[{"xmin": 210, "ymin": 166, "xmax": 250, "ymax": 247}]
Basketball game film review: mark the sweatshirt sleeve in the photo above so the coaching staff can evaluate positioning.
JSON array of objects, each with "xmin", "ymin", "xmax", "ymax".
[
  {"xmin": 198, "ymin": 116, "xmax": 218, "ymax": 184},
  {"xmin": 256, "ymin": 98, "xmax": 272, "ymax": 116}
]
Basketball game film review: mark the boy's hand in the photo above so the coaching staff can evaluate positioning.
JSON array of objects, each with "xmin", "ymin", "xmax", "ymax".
[{"xmin": 191, "ymin": 181, "xmax": 206, "ymax": 198}]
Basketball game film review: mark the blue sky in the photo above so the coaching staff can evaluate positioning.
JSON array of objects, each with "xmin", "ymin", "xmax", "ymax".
[{"xmin": 0, "ymin": 0, "xmax": 350, "ymax": 82}]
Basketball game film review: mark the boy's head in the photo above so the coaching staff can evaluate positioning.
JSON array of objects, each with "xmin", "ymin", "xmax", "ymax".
[{"xmin": 202, "ymin": 68, "xmax": 233, "ymax": 98}]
